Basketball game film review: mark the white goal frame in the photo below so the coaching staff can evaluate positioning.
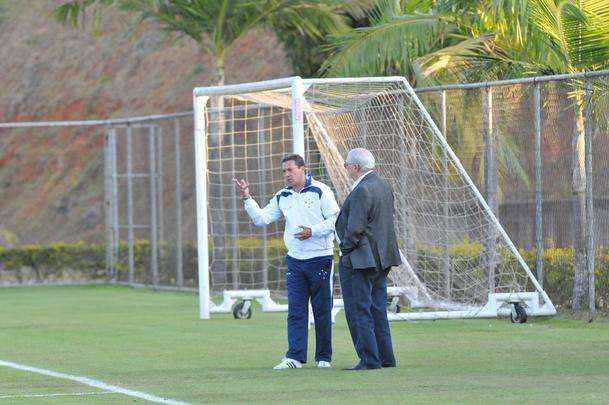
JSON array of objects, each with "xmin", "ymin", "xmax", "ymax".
[{"xmin": 193, "ymin": 76, "xmax": 556, "ymax": 321}]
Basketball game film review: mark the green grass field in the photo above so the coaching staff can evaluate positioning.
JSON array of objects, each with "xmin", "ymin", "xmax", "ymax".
[{"xmin": 1, "ymin": 285, "xmax": 609, "ymax": 404}]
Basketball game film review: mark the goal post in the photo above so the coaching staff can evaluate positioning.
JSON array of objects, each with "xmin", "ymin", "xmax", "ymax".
[
  {"xmin": 193, "ymin": 93, "xmax": 210, "ymax": 319},
  {"xmin": 193, "ymin": 77, "xmax": 307, "ymax": 319},
  {"xmin": 193, "ymin": 76, "xmax": 556, "ymax": 321}
]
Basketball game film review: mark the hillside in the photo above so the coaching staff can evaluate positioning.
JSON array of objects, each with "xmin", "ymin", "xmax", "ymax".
[{"xmin": 0, "ymin": 0, "xmax": 292, "ymax": 247}]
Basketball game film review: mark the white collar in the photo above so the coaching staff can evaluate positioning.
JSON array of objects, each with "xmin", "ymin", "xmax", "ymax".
[{"xmin": 350, "ymin": 170, "xmax": 373, "ymax": 191}]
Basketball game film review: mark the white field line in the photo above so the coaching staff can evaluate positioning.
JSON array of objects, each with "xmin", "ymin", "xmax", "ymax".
[
  {"xmin": 0, "ymin": 391, "xmax": 112, "ymax": 399},
  {"xmin": 0, "ymin": 360, "xmax": 189, "ymax": 404}
]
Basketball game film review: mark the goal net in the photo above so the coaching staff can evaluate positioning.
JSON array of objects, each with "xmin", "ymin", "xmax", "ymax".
[{"xmin": 193, "ymin": 77, "xmax": 555, "ymax": 320}]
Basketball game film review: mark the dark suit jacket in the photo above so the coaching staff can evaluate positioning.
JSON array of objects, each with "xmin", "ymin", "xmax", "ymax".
[{"xmin": 335, "ymin": 171, "xmax": 402, "ymax": 270}]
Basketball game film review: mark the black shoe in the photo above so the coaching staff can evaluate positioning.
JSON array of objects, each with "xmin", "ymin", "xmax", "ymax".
[
  {"xmin": 342, "ymin": 363, "xmax": 381, "ymax": 371},
  {"xmin": 382, "ymin": 363, "xmax": 396, "ymax": 368}
]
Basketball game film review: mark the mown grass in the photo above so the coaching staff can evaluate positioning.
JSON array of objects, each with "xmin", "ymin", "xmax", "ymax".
[{"xmin": 1, "ymin": 285, "xmax": 608, "ymax": 404}]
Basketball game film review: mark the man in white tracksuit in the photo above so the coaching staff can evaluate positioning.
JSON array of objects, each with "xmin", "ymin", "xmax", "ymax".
[{"xmin": 234, "ymin": 154, "xmax": 339, "ymax": 370}]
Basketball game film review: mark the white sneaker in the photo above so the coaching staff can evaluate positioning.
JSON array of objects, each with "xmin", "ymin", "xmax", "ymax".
[
  {"xmin": 317, "ymin": 361, "xmax": 331, "ymax": 368},
  {"xmin": 273, "ymin": 358, "xmax": 302, "ymax": 370}
]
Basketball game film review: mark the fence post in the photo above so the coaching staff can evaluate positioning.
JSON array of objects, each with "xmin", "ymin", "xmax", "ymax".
[
  {"xmin": 126, "ymin": 124, "xmax": 135, "ymax": 285},
  {"xmin": 441, "ymin": 90, "xmax": 451, "ymax": 298},
  {"xmin": 104, "ymin": 128, "xmax": 114, "ymax": 279},
  {"xmin": 534, "ymin": 83, "xmax": 543, "ymax": 287},
  {"xmin": 149, "ymin": 126, "xmax": 159, "ymax": 287},
  {"xmin": 229, "ymin": 107, "xmax": 239, "ymax": 289},
  {"xmin": 394, "ymin": 93, "xmax": 417, "ymax": 271},
  {"xmin": 157, "ymin": 126, "xmax": 165, "ymax": 268},
  {"xmin": 258, "ymin": 113, "xmax": 269, "ymax": 289},
  {"xmin": 174, "ymin": 119, "xmax": 184, "ymax": 288},
  {"xmin": 483, "ymin": 86, "xmax": 497, "ymax": 292},
  {"xmin": 110, "ymin": 128, "xmax": 119, "ymax": 281}
]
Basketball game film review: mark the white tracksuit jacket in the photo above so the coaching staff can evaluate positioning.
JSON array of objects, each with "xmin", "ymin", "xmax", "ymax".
[{"xmin": 243, "ymin": 175, "xmax": 339, "ymax": 260}]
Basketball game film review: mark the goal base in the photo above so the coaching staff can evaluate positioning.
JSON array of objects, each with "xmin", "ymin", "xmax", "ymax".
[
  {"xmin": 387, "ymin": 292, "xmax": 557, "ymax": 321},
  {"xmin": 210, "ymin": 290, "xmax": 287, "ymax": 313},
  {"xmin": 211, "ymin": 289, "xmax": 345, "ymax": 322}
]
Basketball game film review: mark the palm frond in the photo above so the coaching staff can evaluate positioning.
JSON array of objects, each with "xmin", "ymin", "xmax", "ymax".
[
  {"xmin": 322, "ymin": 12, "xmax": 454, "ymax": 77},
  {"xmin": 413, "ymin": 34, "xmax": 495, "ymax": 78},
  {"xmin": 52, "ymin": 0, "xmax": 115, "ymax": 27},
  {"xmin": 528, "ymin": 0, "xmax": 609, "ymax": 72}
]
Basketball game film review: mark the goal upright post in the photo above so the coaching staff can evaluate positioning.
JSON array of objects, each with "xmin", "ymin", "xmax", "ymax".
[{"xmin": 193, "ymin": 93, "xmax": 210, "ymax": 319}]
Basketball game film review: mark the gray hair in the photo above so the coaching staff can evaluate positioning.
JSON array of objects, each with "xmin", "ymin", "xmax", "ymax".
[{"xmin": 346, "ymin": 148, "xmax": 375, "ymax": 170}]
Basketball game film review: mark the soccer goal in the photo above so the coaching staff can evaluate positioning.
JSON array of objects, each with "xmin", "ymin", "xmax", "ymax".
[{"xmin": 193, "ymin": 76, "xmax": 556, "ymax": 321}]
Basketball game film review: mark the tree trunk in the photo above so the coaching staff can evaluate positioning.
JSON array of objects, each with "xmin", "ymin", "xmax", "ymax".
[{"xmin": 571, "ymin": 96, "xmax": 587, "ymax": 312}]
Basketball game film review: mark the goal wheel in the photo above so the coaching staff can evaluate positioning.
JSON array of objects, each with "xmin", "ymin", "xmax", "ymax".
[
  {"xmin": 232, "ymin": 300, "xmax": 252, "ymax": 319},
  {"xmin": 510, "ymin": 302, "xmax": 527, "ymax": 323},
  {"xmin": 387, "ymin": 296, "xmax": 401, "ymax": 314}
]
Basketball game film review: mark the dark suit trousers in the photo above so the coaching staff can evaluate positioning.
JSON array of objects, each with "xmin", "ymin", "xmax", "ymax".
[{"xmin": 339, "ymin": 259, "xmax": 396, "ymax": 368}]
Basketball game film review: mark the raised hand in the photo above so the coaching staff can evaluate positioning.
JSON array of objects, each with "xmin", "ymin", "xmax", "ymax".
[{"xmin": 233, "ymin": 177, "xmax": 251, "ymax": 199}]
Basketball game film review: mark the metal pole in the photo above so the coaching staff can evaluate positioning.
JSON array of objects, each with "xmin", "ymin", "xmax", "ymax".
[
  {"xmin": 157, "ymin": 126, "xmax": 165, "ymax": 267},
  {"xmin": 230, "ymin": 107, "xmax": 239, "ymax": 289},
  {"xmin": 258, "ymin": 113, "xmax": 269, "ymax": 289},
  {"xmin": 584, "ymin": 82, "xmax": 596, "ymax": 318},
  {"xmin": 441, "ymin": 90, "xmax": 451, "ymax": 298},
  {"xmin": 149, "ymin": 126, "xmax": 159, "ymax": 287},
  {"xmin": 174, "ymin": 119, "xmax": 184, "ymax": 288},
  {"xmin": 110, "ymin": 128, "xmax": 119, "ymax": 281},
  {"xmin": 126, "ymin": 124, "xmax": 135, "ymax": 285},
  {"xmin": 414, "ymin": 69, "xmax": 609, "ymax": 94},
  {"xmin": 534, "ymin": 84, "xmax": 543, "ymax": 287},
  {"xmin": 484, "ymin": 87, "xmax": 497, "ymax": 293},
  {"xmin": 104, "ymin": 129, "xmax": 113, "ymax": 279}
]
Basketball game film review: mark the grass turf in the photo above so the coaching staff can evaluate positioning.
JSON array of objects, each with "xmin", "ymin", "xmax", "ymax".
[{"xmin": 1, "ymin": 285, "xmax": 608, "ymax": 404}]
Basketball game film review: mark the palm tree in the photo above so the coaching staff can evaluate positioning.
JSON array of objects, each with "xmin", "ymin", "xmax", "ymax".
[
  {"xmin": 54, "ymin": 0, "xmax": 354, "ymax": 86},
  {"xmin": 323, "ymin": 0, "xmax": 533, "ymax": 192},
  {"xmin": 321, "ymin": 0, "xmax": 529, "ymax": 85}
]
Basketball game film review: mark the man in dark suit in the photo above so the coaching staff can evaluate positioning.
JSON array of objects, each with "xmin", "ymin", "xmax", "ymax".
[{"xmin": 335, "ymin": 148, "xmax": 402, "ymax": 370}]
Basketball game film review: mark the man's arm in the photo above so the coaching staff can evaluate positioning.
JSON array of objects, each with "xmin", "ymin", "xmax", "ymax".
[
  {"xmin": 234, "ymin": 177, "xmax": 282, "ymax": 226},
  {"xmin": 244, "ymin": 196, "xmax": 282, "ymax": 226},
  {"xmin": 339, "ymin": 187, "xmax": 372, "ymax": 255}
]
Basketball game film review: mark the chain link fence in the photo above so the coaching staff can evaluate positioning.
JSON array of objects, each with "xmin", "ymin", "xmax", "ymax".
[
  {"xmin": 417, "ymin": 71, "xmax": 609, "ymax": 308},
  {"xmin": 418, "ymin": 72, "xmax": 609, "ymax": 250},
  {"xmin": 1, "ymin": 71, "xmax": 608, "ymax": 308},
  {"xmin": 0, "ymin": 113, "xmax": 198, "ymax": 289}
]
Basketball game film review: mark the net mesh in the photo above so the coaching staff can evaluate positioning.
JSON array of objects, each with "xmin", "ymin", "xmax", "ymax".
[{"xmin": 203, "ymin": 79, "xmax": 540, "ymax": 311}]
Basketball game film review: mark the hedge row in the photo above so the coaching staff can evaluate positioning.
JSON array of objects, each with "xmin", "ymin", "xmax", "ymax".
[
  {"xmin": 415, "ymin": 244, "xmax": 609, "ymax": 309},
  {"xmin": 0, "ymin": 239, "xmax": 288, "ymax": 287},
  {"xmin": 1, "ymin": 241, "xmax": 607, "ymax": 309}
]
